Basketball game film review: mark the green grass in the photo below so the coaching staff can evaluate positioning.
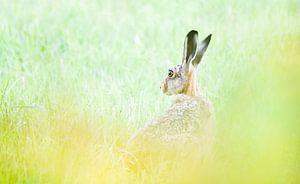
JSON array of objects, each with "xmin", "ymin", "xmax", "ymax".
[{"xmin": 0, "ymin": 0, "xmax": 300, "ymax": 183}]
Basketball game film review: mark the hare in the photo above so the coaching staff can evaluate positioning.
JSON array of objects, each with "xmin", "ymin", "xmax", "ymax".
[{"xmin": 127, "ymin": 30, "xmax": 214, "ymax": 154}]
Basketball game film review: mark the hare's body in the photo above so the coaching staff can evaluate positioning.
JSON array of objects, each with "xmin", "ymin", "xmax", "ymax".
[
  {"xmin": 129, "ymin": 94, "xmax": 214, "ymax": 147},
  {"xmin": 127, "ymin": 30, "xmax": 214, "ymax": 160}
]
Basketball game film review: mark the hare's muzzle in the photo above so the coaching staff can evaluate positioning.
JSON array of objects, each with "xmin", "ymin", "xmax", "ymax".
[{"xmin": 160, "ymin": 81, "xmax": 167, "ymax": 94}]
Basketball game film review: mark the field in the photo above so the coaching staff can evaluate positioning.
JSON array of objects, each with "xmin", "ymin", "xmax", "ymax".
[{"xmin": 0, "ymin": 0, "xmax": 300, "ymax": 183}]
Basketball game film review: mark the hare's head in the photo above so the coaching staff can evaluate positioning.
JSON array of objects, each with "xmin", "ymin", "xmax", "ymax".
[{"xmin": 160, "ymin": 30, "xmax": 211, "ymax": 96}]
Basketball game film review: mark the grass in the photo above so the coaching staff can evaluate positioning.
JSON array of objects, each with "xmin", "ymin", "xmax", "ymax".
[{"xmin": 0, "ymin": 0, "xmax": 300, "ymax": 183}]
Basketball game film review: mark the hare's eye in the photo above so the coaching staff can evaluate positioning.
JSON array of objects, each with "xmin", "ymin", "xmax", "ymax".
[{"xmin": 168, "ymin": 69, "xmax": 176, "ymax": 79}]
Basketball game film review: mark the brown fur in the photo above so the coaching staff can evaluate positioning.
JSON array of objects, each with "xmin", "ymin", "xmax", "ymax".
[{"xmin": 183, "ymin": 66, "xmax": 198, "ymax": 96}]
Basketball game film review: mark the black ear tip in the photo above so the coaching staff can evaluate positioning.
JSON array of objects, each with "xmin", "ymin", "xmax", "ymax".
[
  {"xmin": 188, "ymin": 30, "xmax": 198, "ymax": 36},
  {"xmin": 207, "ymin": 34, "xmax": 212, "ymax": 40},
  {"xmin": 204, "ymin": 34, "xmax": 212, "ymax": 44}
]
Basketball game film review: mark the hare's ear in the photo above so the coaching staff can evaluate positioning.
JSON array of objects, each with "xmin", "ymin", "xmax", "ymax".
[
  {"xmin": 182, "ymin": 30, "xmax": 198, "ymax": 65},
  {"xmin": 191, "ymin": 34, "xmax": 212, "ymax": 66}
]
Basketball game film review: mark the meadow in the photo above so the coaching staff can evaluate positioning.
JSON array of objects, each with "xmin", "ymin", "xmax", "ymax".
[{"xmin": 0, "ymin": 0, "xmax": 299, "ymax": 183}]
